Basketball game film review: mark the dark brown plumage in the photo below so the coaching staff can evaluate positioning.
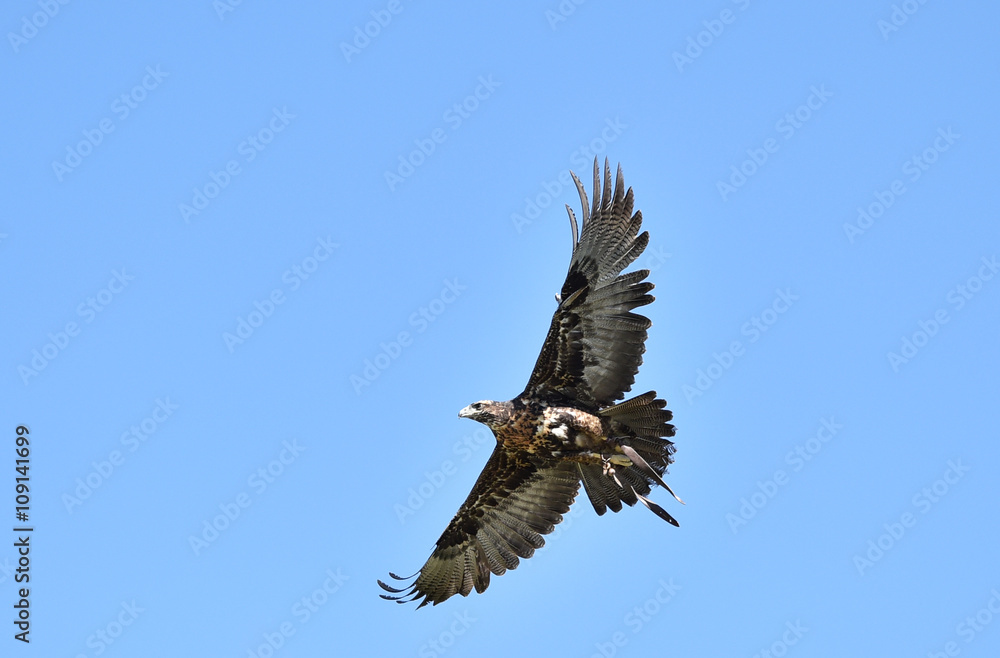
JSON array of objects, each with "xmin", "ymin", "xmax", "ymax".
[{"xmin": 379, "ymin": 159, "xmax": 680, "ymax": 607}]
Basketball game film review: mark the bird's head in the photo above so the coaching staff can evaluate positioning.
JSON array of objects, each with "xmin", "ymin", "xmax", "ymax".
[{"xmin": 458, "ymin": 400, "xmax": 511, "ymax": 429}]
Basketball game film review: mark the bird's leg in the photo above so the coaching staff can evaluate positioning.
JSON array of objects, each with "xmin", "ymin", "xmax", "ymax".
[
  {"xmin": 601, "ymin": 455, "xmax": 679, "ymax": 526},
  {"xmin": 601, "ymin": 455, "xmax": 626, "ymax": 489}
]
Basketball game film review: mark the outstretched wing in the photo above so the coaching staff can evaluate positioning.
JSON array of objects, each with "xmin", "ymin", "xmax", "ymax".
[
  {"xmin": 379, "ymin": 446, "xmax": 579, "ymax": 608},
  {"xmin": 520, "ymin": 158, "xmax": 653, "ymax": 408}
]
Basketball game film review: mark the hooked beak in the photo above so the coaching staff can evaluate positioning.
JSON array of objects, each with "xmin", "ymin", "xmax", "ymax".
[{"xmin": 458, "ymin": 405, "xmax": 475, "ymax": 419}]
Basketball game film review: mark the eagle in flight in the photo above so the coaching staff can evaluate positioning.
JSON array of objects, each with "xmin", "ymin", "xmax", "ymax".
[{"xmin": 379, "ymin": 159, "xmax": 681, "ymax": 607}]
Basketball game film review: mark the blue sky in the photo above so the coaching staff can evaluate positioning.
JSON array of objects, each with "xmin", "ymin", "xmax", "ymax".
[{"xmin": 2, "ymin": 1, "xmax": 999, "ymax": 656}]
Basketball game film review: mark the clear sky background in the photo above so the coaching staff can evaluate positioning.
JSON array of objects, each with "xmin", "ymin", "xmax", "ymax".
[{"xmin": 2, "ymin": 1, "xmax": 999, "ymax": 656}]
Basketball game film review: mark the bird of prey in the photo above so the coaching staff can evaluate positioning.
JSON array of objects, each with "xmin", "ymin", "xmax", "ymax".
[{"xmin": 379, "ymin": 159, "xmax": 681, "ymax": 607}]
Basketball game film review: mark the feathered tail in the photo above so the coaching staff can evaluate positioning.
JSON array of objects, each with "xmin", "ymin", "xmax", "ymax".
[{"xmin": 577, "ymin": 392, "xmax": 681, "ymax": 525}]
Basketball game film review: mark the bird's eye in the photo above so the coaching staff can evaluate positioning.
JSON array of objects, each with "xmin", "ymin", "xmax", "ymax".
[{"xmin": 472, "ymin": 403, "xmax": 482, "ymax": 409}]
